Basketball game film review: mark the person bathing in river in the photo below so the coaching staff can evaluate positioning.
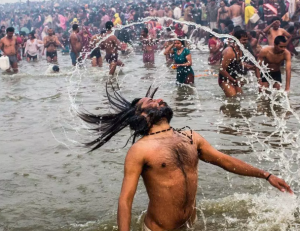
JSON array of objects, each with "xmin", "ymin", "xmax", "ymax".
[
  {"xmin": 263, "ymin": 17, "xmax": 291, "ymax": 46},
  {"xmin": 164, "ymin": 40, "xmax": 194, "ymax": 84},
  {"xmin": 141, "ymin": 28, "xmax": 157, "ymax": 66},
  {"xmin": 90, "ymin": 30, "xmax": 105, "ymax": 68},
  {"xmin": 43, "ymin": 28, "xmax": 64, "ymax": 63},
  {"xmin": 256, "ymin": 36, "xmax": 291, "ymax": 92},
  {"xmin": 208, "ymin": 28, "xmax": 224, "ymax": 65},
  {"xmin": 69, "ymin": 24, "xmax": 82, "ymax": 66},
  {"xmin": 247, "ymin": 31, "xmax": 262, "ymax": 58},
  {"xmin": 78, "ymin": 84, "xmax": 293, "ymax": 231},
  {"xmin": 219, "ymin": 30, "xmax": 255, "ymax": 97},
  {"xmin": 24, "ymin": 32, "xmax": 43, "ymax": 62},
  {"xmin": 0, "ymin": 27, "xmax": 19, "ymax": 73},
  {"xmin": 100, "ymin": 21, "xmax": 124, "ymax": 75}
]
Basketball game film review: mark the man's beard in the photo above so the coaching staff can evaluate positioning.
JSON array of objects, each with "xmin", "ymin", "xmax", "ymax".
[{"xmin": 143, "ymin": 103, "xmax": 173, "ymax": 127}]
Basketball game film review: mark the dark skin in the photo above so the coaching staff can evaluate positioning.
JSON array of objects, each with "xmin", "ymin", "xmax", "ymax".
[{"xmin": 117, "ymin": 97, "xmax": 293, "ymax": 231}]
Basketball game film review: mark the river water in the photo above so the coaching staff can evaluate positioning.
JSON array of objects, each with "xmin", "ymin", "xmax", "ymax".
[{"xmin": 1, "ymin": 43, "xmax": 300, "ymax": 231}]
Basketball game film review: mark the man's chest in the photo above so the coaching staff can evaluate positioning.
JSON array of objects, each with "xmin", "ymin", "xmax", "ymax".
[
  {"xmin": 144, "ymin": 146, "xmax": 199, "ymax": 172},
  {"xmin": 266, "ymin": 52, "xmax": 284, "ymax": 64}
]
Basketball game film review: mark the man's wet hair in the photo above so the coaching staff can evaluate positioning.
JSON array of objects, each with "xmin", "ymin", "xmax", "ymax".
[
  {"xmin": 233, "ymin": 25, "xmax": 242, "ymax": 33},
  {"xmin": 78, "ymin": 84, "xmax": 173, "ymax": 152},
  {"xmin": 250, "ymin": 30, "xmax": 257, "ymax": 38},
  {"xmin": 72, "ymin": 24, "xmax": 79, "ymax": 31},
  {"xmin": 271, "ymin": 17, "xmax": 280, "ymax": 24},
  {"xmin": 6, "ymin": 27, "xmax": 14, "ymax": 33},
  {"xmin": 106, "ymin": 21, "xmax": 114, "ymax": 30},
  {"xmin": 228, "ymin": 24, "xmax": 234, "ymax": 32},
  {"xmin": 234, "ymin": 30, "xmax": 248, "ymax": 39},
  {"xmin": 29, "ymin": 32, "xmax": 35, "ymax": 39},
  {"xmin": 52, "ymin": 65, "xmax": 60, "ymax": 72},
  {"xmin": 143, "ymin": 28, "xmax": 149, "ymax": 34},
  {"xmin": 274, "ymin": 35, "xmax": 287, "ymax": 45}
]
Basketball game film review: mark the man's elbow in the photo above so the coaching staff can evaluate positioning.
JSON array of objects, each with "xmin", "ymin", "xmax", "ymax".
[{"xmin": 118, "ymin": 195, "xmax": 133, "ymax": 208}]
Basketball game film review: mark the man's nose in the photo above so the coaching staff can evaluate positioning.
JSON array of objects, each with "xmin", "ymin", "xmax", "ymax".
[{"xmin": 156, "ymin": 98, "xmax": 163, "ymax": 103}]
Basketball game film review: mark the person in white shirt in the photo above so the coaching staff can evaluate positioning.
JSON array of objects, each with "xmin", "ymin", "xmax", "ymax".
[
  {"xmin": 24, "ymin": 32, "xmax": 43, "ymax": 62},
  {"xmin": 172, "ymin": 3, "xmax": 182, "ymax": 20}
]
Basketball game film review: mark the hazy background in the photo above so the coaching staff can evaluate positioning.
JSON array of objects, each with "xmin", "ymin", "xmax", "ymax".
[{"xmin": 1, "ymin": 0, "xmax": 47, "ymax": 4}]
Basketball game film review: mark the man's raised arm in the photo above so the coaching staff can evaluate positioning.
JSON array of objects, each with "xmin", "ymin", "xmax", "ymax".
[
  {"xmin": 285, "ymin": 50, "xmax": 292, "ymax": 92},
  {"xmin": 263, "ymin": 20, "xmax": 278, "ymax": 34},
  {"xmin": 118, "ymin": 144, "xmax": 145, "ymax": 231},
  {"xmin": 193, "ymin": 132, "xmax": 293, "ymax": 193}
]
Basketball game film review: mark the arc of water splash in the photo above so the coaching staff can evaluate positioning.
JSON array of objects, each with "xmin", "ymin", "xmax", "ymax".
[
  {"xmin": 65, "ymin": 17, "xmax": 294, "ymax": 154},
  {"xmin": 89, "ymin": 16, "xmax": 278, "ymax": 95}
]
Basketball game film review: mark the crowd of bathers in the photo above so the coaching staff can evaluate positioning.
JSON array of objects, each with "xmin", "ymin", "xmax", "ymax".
[{"xmin": 0, "ymin": 0, "xmax": 298, "ymax": 97}]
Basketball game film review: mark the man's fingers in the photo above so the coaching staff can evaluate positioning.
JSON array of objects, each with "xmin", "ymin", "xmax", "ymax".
[{"xmin": 279, "ymin": 181, "xmax": 294, "ymax": 194}]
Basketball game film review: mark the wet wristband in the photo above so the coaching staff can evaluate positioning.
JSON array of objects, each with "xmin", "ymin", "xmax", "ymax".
[{"xmin": 266, "ymin": 174, "xmax": 272, "ymax": 181}]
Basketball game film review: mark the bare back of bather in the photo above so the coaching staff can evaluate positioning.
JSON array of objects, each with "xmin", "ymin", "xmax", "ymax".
[
  {"xmin": 123, "ymin": 130, "xmax": 199, "ymax": 231},
  {"xmin": 230, "ymin": 3, "xmax": 242, "ymax": 18}
]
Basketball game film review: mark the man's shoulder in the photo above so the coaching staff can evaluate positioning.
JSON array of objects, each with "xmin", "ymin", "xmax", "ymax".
[
  {"xmin": 126, "ymin": 139, "xmax": 151, "ymax": 156},
  {"xmin": 279, "ymin": 28, "xmax": 288, "ymax": 33},
  {"xmin": 260, "ymin": 46, "xmax": 270, "ymax": 53},
  {"xmin": 284, "ymin": 49, "xmax": 291, "ymax": 58}
]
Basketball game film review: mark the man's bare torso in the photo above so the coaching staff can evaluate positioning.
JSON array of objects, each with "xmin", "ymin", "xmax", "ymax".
[
  {"xmin": 230, "ymin": 4, "xmax": 242, "ymax": 18},
  {"xmin": 138, "ymin": 132, "xmax": 199, "ymax": 230},
  {"xmin": 261, "ymin": 47, "xmax": 287, "ymax": 72},
  {"xmin": 0, "ymin": 37, "xmax": 17, "ymax": 55},
  {"xmin": 100, "ymin": 32, "xmax": 119, "ymax": 55},
  {"xmin": 267, "ymin": 28, "xmax": 286, "ymax": 46},
  {"xmin": 219, "ymin": 6, "xmax": 230, "ymax": 20},
  {"xmin": 44, "ymin": 35, "xmax": 59, "ymax": 52},
  {"xmin": 157, "ymin": 10, "xmax": 165, "ymax": 17},
  {"xmin": 149, "ymin": 10, "xmax": 157, "ymax": 17},
  {"xmin": 70, "ymin": 33, "xmax": 82, "ymax": 53}
]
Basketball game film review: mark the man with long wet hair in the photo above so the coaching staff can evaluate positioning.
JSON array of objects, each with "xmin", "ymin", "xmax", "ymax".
[{"xmin": 79, "ymin": 84, "xmax": 292, "ymax": 231}]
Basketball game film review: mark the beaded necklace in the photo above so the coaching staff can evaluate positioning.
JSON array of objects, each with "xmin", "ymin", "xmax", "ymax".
[{"xmin": 146, "ymin": 126, "xmax": 193, "ymax": 144}]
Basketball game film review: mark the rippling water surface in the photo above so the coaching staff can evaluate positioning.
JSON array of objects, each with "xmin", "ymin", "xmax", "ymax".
[{"xmin": 1, "ymin": 48, "xmax": 300, "ymax": 231}]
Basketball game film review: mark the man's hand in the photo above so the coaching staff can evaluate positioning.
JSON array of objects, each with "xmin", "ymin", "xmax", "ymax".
[{"xmin": 268, "ymin": 175, "xmax": 293, "ymax": 194}]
